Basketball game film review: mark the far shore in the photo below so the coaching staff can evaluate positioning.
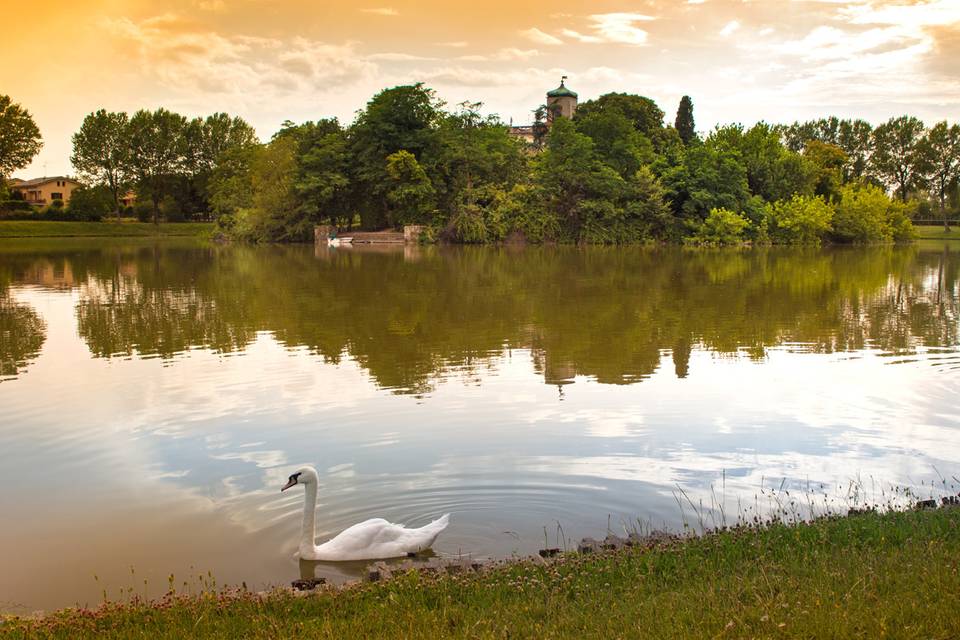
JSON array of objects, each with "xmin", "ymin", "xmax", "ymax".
[
  {"xmin": 0, "ymin": 220, "xmax": 213, "ymax": 239},
  {"xmin": 1, "ymin": 220, "xmax": 959, "ymax": 243}
]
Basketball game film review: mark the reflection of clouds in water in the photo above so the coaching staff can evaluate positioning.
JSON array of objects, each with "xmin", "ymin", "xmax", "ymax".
[{"xmin": 212, "ymin": 449, "xmax": 288, "ymax": 469}]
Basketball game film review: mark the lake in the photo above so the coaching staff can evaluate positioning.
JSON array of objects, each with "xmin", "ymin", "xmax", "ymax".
[{"xmin": 1, "ymin": 239, "xmax": 958, "ymax": 613}]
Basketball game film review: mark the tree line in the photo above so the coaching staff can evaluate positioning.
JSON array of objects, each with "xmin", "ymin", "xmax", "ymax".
[
  {"xmin": 206, "ymin": 85, "xmax": 959, "ymax": 244},
  {"xmin": 1, "ymin": 88, "xmax": 958, "ymax": 240},
  {"xmin": 0, "ymin": 97, "xmax": 257, "ymax": 222}
]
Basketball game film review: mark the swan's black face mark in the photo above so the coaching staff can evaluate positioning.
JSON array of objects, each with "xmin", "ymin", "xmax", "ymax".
[{"xmin": 281, "ymin": 472, "xmax": 302, "ymax": 492}]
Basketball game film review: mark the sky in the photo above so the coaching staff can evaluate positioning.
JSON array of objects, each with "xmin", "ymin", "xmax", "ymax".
[{"xmin": 4, "ymin": 0, "xmax": 959, "ymax": 177}]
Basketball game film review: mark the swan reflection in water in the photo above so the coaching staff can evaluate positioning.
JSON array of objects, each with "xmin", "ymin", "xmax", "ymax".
[{"xmin": 298, "ymin": 550, "xmax": 442, "ymax": 586}]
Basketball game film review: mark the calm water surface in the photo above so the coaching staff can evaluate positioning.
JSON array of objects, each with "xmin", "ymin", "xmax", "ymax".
[{"xmin": 1, "ymin": 240, "xmax": 958, "ymax": 612}]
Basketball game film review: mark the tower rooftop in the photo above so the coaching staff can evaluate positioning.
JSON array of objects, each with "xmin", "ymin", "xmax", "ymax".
[{"xmin": 547, "ymin": 79, "xmax": 577, "ymax": 99}]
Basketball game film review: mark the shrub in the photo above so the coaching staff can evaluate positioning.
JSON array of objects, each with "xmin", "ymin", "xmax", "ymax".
[
  {"xmin": 688, "ymin": 207, "xmax": 751, "ymax": 245},
  {"xmin": 0, "ymin": 199, "xmax": 34, "ymax": 218},
  {"xmin": 134, "ymin": 200, "xmax": 154, "ymax": 222},
  {"xmin": 831, "ymin": 183, "xmax": 916, "ymax": 243},
  {"xmin": 448, "ymin": 202, "xmax": 488, "ymax": 243},
  {"xmin": 490, "ymin": 184, "xmax": 560, "ymax": 243},
  {"xmin": 160, "ymin": 195, "xmax": 185, "ymax": 222},
  {"xmin": 764, "ymin": 195, "xmax": 833, "ymax": 245},
  {"xmin": 67, "ymin": 185, "xmax": 113, "ymax": 221}
]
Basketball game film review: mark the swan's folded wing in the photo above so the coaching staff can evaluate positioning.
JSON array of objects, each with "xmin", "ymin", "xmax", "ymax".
[{"xmin": 318, "ymin": 515, "xmax": 449, "ymax": 560}]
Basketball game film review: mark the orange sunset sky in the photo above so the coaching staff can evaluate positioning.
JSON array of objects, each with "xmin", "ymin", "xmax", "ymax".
[{"xmin": 4, "ymin": 0, "xmax": 959, "ymax": 176}]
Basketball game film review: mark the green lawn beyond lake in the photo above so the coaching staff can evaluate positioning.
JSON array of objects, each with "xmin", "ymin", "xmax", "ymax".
[{"xmin": 0, "ymin": 221, "xmax": 213, "ymax": 238}]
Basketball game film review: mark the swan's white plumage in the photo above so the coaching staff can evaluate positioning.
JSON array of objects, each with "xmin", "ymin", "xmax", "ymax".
[
  {"xmin": 284, "ymin": 466, "xmax": 450, "ymax": 561},
  {"xmin": 305, "ymin": 514, "xmax": 450, "ymax": 561}
]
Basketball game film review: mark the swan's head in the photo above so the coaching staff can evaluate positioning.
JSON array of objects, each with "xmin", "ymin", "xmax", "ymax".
[{"xmin": 280, "ymin": 466, "xmax": 318, "ymax": 492}]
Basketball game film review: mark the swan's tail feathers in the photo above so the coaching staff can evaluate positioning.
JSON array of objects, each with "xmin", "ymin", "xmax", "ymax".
[{"xmin": 418, "ymin": 513, "xmax": 451, "ymax": 548}]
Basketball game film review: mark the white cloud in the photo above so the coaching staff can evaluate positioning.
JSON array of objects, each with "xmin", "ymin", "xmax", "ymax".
[
  {"xmin": 519, "ymin": 27, "xmax": 563, "ymax": 46},
  {"xmin": 368, "ymin": 52, "xmax": 437, "ymax": 61},
  {"xmin": 104, "ymin": 15, "xmax": 377, "ymax": 97},
  {"xmin": 720, "ymin": 20, "xmax": 741, "ymax": 37},
  {"xmin": 457, "ymin": 48, "xmax": 541, "ymax": 62},
  {"xmin": 416, "ymin": 66, "xmax": 551, "ymax": 87},
  {"xmin": 841, "ymin": 0, "xmax": 960, "ymax": 27},
  {"xmin": 360, "ymin": 7, "xmax": 398, "ymax": 16},
  {"xmin": 588, "ymin": 12, "xmax": 654, "ymax": 45},
  {"xmin": 561, "ymin": 28, "xmax": 602, "ymax": 43}
]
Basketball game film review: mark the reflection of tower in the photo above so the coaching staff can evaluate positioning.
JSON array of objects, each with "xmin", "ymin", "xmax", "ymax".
[
  {"xmin": 543, "ymin": 359, "xmax": 576, "ymax": 389},
  {"xmin": 672, "ymin": 336, "xmax": 692, "ymax": 379},
  {"xmin": 546, "ymin": 76, "xmax": 578, "ymax": 123}
]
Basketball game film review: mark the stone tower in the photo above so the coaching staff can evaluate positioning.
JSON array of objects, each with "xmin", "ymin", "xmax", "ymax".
[{"xmin": 546, "ymin": 77, "xmax": 578, "ymax": 123}]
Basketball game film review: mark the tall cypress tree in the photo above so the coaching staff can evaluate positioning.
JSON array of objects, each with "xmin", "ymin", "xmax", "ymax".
[{"xmin": 675, "ymin": 96, "xmax": 696, "ymax": 145}]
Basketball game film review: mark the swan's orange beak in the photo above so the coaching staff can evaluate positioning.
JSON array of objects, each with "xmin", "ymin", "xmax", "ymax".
[{"xmin": 281, "ymin": 478, "xmax": 297, "ymax": 492}]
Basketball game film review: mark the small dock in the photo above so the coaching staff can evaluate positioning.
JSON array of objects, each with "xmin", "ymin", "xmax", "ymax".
[
  {"xmin": 315, "ymin": 225, "xmax": 424, "ymax": 245},
  {"xmin": 348, "ymin": 231, "xmax": 405, "ymax": 244}
]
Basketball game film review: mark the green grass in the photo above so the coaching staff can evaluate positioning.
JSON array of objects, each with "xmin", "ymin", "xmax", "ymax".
[
  {"xmin": 2, "ymin": 508, "xmax": 958, "ymax": 639},
  {"xmin": 0, "ymin": 220, "xmax": 214, "ymax": 238},
  {"xmin": 914, "ymin": 225, "xmax": 960, "ymax": 240}
]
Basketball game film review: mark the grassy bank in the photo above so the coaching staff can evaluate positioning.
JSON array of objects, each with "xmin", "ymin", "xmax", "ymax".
[
  {"xmin": 915, "ymin": 224, "xmax": 960, "ymax": 240},
  {"xmin": 0, "ymin": 221, "xmax": 214, "ymax": 238},
  {"xmin": 2, "ymin": 507, "xmax": 958, "ymax": 639}
]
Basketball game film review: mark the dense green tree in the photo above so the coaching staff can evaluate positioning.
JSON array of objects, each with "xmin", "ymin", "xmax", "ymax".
[
  {"xmin": 781, "ymin": 118, "xmax": 873, "ymax": 183},
  {"xmin": 208, "ymin": 144, "xmax": 259, "ymax": 230},
  {"xmin": 288, "ymin": 119, "xmax": 353, "ymax": 229},
  {"xmin": 0, "ymin": 95, "xmax": 42, "ymax": 179},
  {"xmin": 574, "ymin": 93, "xmax": 664, "ymax": 138},
  {"xmin": 575, "ymin": 108, "xmax": 654, "ymax": 179},
  {"xmin": 689, "ymin": 207, "xmax": 750, "ymax": 245},
  {"xmin": 66, "ymin": 185, "xmax": 114, "ymax": 221},
  {"xmin": 804, "ymin": 141, "xmax": 847, "ymax": 201},
  {"xmin": 176, "ymin": 113, "xmax": 258, "ymax": 220},
  {"xmin": 660, "ymin": 143, "xmax": 751, "ymax": 223},
  {"xmin": 430, "ymin": 102, "xmax": 526, "ymax": 214},
  {"xmin": 350, "ymin": 84, "xmax": 443, "ymax": 229},
  {"xmin": 232, "ymin": 136, "xmax": 300, "ymax": 241},
  {"xmin": 763, "ymin": 195, "xmax": 833, "ymax": 245},
  {"xmin": 534, "ymin": 118, "xmax": 629, "ymax": 243},
  {"xmin": 127, "ymin": 108, "xmax": 189, "ymax": 224},
  {"xmin": 837, "ymin": 119, "xmax": 873, "ymax": 181},
  {"xmin": 871, "ymin": 116, "xmax": 930, "ymax": 202},
  {"xmin": 185, "ymin": 113, "xmax": 258, "ymax": 174},
  {"xmin": 675, "ymin": 96, "xmax": 696, "ymax": 146},
  {"xmin": 624, "ymin": 166, "xmax": 675, "ymax": 239},
  {"xmin": 708, "ymin": 123, "xmax": 815, "ymax": 202},
  {"xmin": 831, "ymin": 183, "xmax": 914, "ymax": 243},
  {"xmin": 70, "ymin": 110, "xmax": 132, "ymax": 217},
  {"xmin": 385, "ymin": 150, "xmax": 436, "ymax": 225},
  {"xmin": 923, "ymin": 121, "xmax": 960, "ymax": 230}
]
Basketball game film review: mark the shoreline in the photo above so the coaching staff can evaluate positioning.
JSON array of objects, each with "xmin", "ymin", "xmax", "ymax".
[
  {"xmin": 3, "ymin": 504, "xmax": 958, "ymax": 639},
  {"xmin": 0, "ymin": 220, "xmax": 958, "ymax": 243},
  {"xmin": 0, "ymin": 221, "xmax": 213, "ymax": 238}
]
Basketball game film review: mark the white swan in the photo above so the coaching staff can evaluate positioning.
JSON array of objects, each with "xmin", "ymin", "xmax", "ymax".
[{"xmin": 281, "ymin": 466, "xmax": 450, "ymax": 561}]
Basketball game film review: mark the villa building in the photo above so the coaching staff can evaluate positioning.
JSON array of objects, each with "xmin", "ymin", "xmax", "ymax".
[{"xmin": 9, "ymin": 176, "xmax": 81, "ymax": 206}]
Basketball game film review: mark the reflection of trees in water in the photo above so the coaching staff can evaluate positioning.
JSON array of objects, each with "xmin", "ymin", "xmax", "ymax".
[
  {"xmin": 5, "ymin": 242, "xmax": 958, "ymax": 393},
  {"xmin": 0, "ymin": 296, "xmax": 46, "ymax": 380}
]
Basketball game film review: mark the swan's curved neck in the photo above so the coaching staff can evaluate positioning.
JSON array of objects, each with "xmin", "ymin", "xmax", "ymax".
[{"xmin": 300, "ymin": 482, "xmax": 318, "ymax": 554}]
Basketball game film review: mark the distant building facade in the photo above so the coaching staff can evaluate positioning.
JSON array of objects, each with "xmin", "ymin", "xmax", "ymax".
[{"xmin": 9, "ymin": 176, "xmax": 81, "ymax": 206}]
